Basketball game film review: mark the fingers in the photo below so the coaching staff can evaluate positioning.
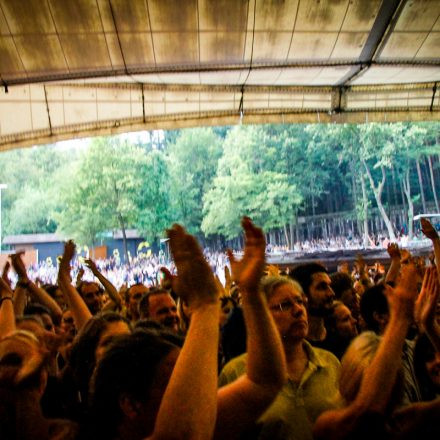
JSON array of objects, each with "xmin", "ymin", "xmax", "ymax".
[{"xmin": 226, "ymin": 249, "xmax": 235, "ymax": 264}]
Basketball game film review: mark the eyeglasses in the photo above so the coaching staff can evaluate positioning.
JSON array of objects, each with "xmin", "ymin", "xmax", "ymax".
[{"xmin": 270, "ymin": 297, "xmax": 307, "ymax": 312}]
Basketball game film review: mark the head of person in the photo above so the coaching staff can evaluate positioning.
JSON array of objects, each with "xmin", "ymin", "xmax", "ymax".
[
  {"xmin": 138, "ymin": 288, "xmax": 179, "ymax": 332},
  {"xmin": 414, "ymin": 333, "xmax": 440, "ymax": 401},
  {"xmin": 359, "ymin": 284, "xmax": 389, "ymax": 334},
  {"xmin": 78, "ymin": 281, "xmax": 104, "ymax": 315},
  {"xmin": 61, "ymin": 309, "xmax": 76, "ymax": 343},
  {"xmin": 89, "ymin": 330, "xmax": 180, "ymax": 439},
  {"xmin": 125, "ymin": 283, "xmax": 149, "ymax": 320},
  {"xmin": 261, "ymin": 275, "xmax": 308, "ymax": 343},
  {"xmin": 0, "ymin": 331, "xmax": 49, "ymax": 439},
  {"xmin": 325, "ymin": 300, "xmax": 358, "ymax": 341},
  {"xmin": 290, "ymin": 263, "xmax": 335, "ymax": 317},
  {"xmin": 330, "ymin": 272, "xmax": 359, "ymax": 316},
  {"xmin": 43, "ymin": 284, "xmax": 66, "ymax": 310},
  {"xmin": 23, "ymin": 303, "xmax": 56, "ymax": 332},
  {"xmin": 69, "ymin": 312, "xmax": 131, "ymax": 398},
  {"xmin": 219, "ymin": 296, "xmax": 237, "ymax": 328},
  {"xmin": 339, "ymin": 331, "xmax": 403, "ymax": 408}
]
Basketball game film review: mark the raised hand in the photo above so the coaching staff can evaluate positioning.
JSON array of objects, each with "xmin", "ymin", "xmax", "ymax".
[
  {"xmin": 76, "ymin": 266, "xmax": 84, "ymax": 285},
  {"xmin": 387, "ymin": 243, "xmax": 401, "ymax": 260},
  {"xmin": 1, "ymin": 261, "xmax": 11, "ymax": 289},
  {"xmin": 421, "ymin": 218, "xmax": 439, "ymax": 241},
  {"xmin": 226, "ymin": 217, "xmax": 266, "ymax": 293},
  {"xmin": 414, "ymin": 266, "xmax": 439, "ymax": 334},
  {"xmin": 58, "ymin": 240, "xmax": 75, "ymax": 284},
  {"xmin": 84, "ymin": 258, "xmax": 98, "ymax": 274},
  {"xmin": 10, "ymin": 252, "xmax": 29, "ymax": 282},
  {"xmin": 386, "ymin": 262, "xmax": 419, "ymax": 322},
  {"xmin": 167, "ymin": 224, "xmax": 218, "ymax": 309}
]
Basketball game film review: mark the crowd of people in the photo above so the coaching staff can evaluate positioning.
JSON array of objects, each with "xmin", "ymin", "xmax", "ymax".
[{"xmin": 0, "ymin": 216, "xmax": 439, "ymax": 440}]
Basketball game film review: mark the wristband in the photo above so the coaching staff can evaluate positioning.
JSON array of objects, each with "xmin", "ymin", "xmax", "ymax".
[{"xmin": 0, "ymin": 296, "xmax": 13, "ymax": 306}]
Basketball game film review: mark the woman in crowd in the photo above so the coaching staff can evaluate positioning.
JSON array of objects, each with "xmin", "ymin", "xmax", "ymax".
[{"xmin": 313, "ymin": 263, "xmax": 440, "ymax": 440}]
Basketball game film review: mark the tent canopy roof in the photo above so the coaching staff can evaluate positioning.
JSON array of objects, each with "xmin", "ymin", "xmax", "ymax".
[{"xmin": 1, "ymin": 0, "xmax": 439, "ymax": 150}]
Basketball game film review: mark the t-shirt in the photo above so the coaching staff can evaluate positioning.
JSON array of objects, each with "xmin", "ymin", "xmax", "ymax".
[{"xmin": 219, "ymin": 341, "xmax": 342, "ymax": 440}]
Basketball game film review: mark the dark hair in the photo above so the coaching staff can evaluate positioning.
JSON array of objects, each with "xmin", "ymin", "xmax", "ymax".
[
  {"xmin": 414, "ymin": 334, "xmax": 438, "ymax": 401},
  {"xmin": 330, "ymin": 272, "xmax": 353, "ymax": 299},
  {"xmin": 138, "ymin": 288, "xmax": 170, "ymax": 318},
  {"xmin": 125, "ymin": 282, "xmax": 148, "ymax": 303},
  {"xmin": 359, "ymin": 284, "xmax": 388, "ymax": 333},
  {"xmin": 290, "ymin": 263, "xmax": 328, "ymax": 297},
  {"xmin": 68, "ymin": 312, "xmax": 130, "ymax": 401},
  {"xmin": 88, "ymin": 330, "xmax": 177, "ymax": 439},
  {"xmin": 42, "ymin": 284, "xmax": 59, "ymax": 299},
  {"xmin": 77, "ymin": 281, "xmax": 104, "ymax": 297}
]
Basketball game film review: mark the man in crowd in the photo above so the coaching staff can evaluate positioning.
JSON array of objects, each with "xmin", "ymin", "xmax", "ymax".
[
  {"xmin": 77, "ymin": 281, "xmax": 104, "ymax": 315},
  {"xmin": 124, "ymin": 282, "xmax": 149, "ymax": 322},
  {"xmin": 138, "ymin": 288, "xmax": 180, "ymax": 332},
  {"xmin": 290, "ymin": 263, "xmax": 335, "ymax": 346}
]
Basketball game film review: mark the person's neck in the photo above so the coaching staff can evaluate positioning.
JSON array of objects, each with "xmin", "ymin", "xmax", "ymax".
[
  {"xmin": 283, "ymin": 339, "xmax": 308, "ymax": 383},
  {"xmin": 307, "ymin": 315, "xmax": 326, "ymax": 342}
]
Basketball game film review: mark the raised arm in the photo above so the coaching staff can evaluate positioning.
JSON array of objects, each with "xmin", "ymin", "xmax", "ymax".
[
  {"xmin": 415, "ymin": 265, "xmax": 440, "ymax": 352},
  {"xmin": 314, "ymin": 263, "xmax": 418, "ymax": 440},
  {"xmin": 216, "ymin": 217, "xmax": 287, "ymax": 439},
  {"xmin": 10, "ymin": 252, "xmax": 63, "ymax": 324},
  {"xmin": 84, "ymin": 258, "xmax": 122, "ymax": 307},
  {"xmin": 58, "ymin": 241, "xmax": 92, "ymax": 330},
  {"xmin": 421, "ymin": 218, "xmax": 440, "ymax": 279},
  {"xmin": 385, "ymin": 243, "xmax": 401, "ymax": 285},
  {"xmin": 150, "ymin": 224, "xmax": 219, "ymax": 440},
  {"xmin": 0, "ymin": 277, "xmax": 15, "ymax": 338}
]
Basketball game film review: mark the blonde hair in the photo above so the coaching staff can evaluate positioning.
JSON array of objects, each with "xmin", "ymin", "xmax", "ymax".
[
  {"xmin": 260, "ymin": 275, "xmax": 304, "ymax": 300},
  {"xmin": 339, "ymin": 331, "xmax": 381, "ymax": 403}
]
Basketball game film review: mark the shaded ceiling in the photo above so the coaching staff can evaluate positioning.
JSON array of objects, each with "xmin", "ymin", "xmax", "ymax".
[{"xmin": 0, "ymin": 0, "xmax": 439, "ymax": 150}]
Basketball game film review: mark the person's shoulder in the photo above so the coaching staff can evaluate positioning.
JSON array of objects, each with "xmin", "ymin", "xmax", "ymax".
[
  {"xmin": 221, "ymin": 352, "xmax": 248, "ymax": 372},
  {"xmin": 308, "ymin": 343, "xmax": 341, "ymax": 369},
  {"xmin": 218, "ymin": 353, "xmax": 248, "ymax": 386}
]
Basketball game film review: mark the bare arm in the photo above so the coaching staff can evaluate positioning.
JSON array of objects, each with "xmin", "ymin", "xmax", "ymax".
[
  {"xmin": 10, "ymin": 253, "xmax": 63, "ymax": 323},
  {"xmin": 12, "ymin": 286, "xmax": 27, "ymax": 316},
  {"xmin": 216, "ymin": 218, "xmax": 287, "ymax": 439},
  {"xmin": 0, "ymin": 278, "xmax": 15, "ymax": 338},
  {"xmin": 421, "ymin": 218, "xmax": 440, "ymax": 279},
  {"xmin": 85, "ymin": 258, "xmax": 122, "ymax": 307},
  {"xmin": 415, "ymin": 266, "xmax": 440, "ymax": 352},
  {"xmin": 58, "ymin": 241, "xmax": 92, "ymax": 331},
  {"xmin": 385, "ymin": 243, "xmax": 401, "ymax": 285},
  {"xmin": 149, "ymin": 224, "xmax": 219, "ymax": 440}
]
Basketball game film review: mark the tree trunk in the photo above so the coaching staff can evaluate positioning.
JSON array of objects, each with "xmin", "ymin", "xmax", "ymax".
[
  {"xmin": 360, "ymin": 172, "xmax": 369, "ymax": 247},
  {"xmin": 400, "ymin": 180, "xmax": 407, "ymax": 213},
  {"xmin": 289, "ymin": 222, "xmax": 294, "ymax": 249},
  {"xmin": 428, "ymin": 156, "xmax": 440, "ymax": 211},
  {"xmin": 118, "ymin": 212, "xmax": 130, "ymax": 265},
  {"xmin": 402, "ymin": 169, "xmax": 414, "ymax": 240},
  {"xmin": 416, "ymin": 158, "xmax": 427, "ymax": 212},
  {"xmin": 363, "ymin": 161, "xmax": 396, "ymax": 241},
  {"xmin": 283, "ymin": 224, "xmax": 290, "ymax": 249}
]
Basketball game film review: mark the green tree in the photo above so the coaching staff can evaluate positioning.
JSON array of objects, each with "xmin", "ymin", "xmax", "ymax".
[
  {"xmin": 202, "ymin": 126, "xmax": 302, "ymax": 241},
  {"xmin": 168, "ymin": 127, "xmax": 222, "ymax": 234},
  {"xmin": 56, "ymin": 137, "xmax": 144, "ymax": 260}
]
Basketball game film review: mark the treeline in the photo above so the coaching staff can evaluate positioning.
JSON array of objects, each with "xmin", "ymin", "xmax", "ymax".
[{"xmin": 0, "ymin": 122, "xmax": 439, "ymax": 254}]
